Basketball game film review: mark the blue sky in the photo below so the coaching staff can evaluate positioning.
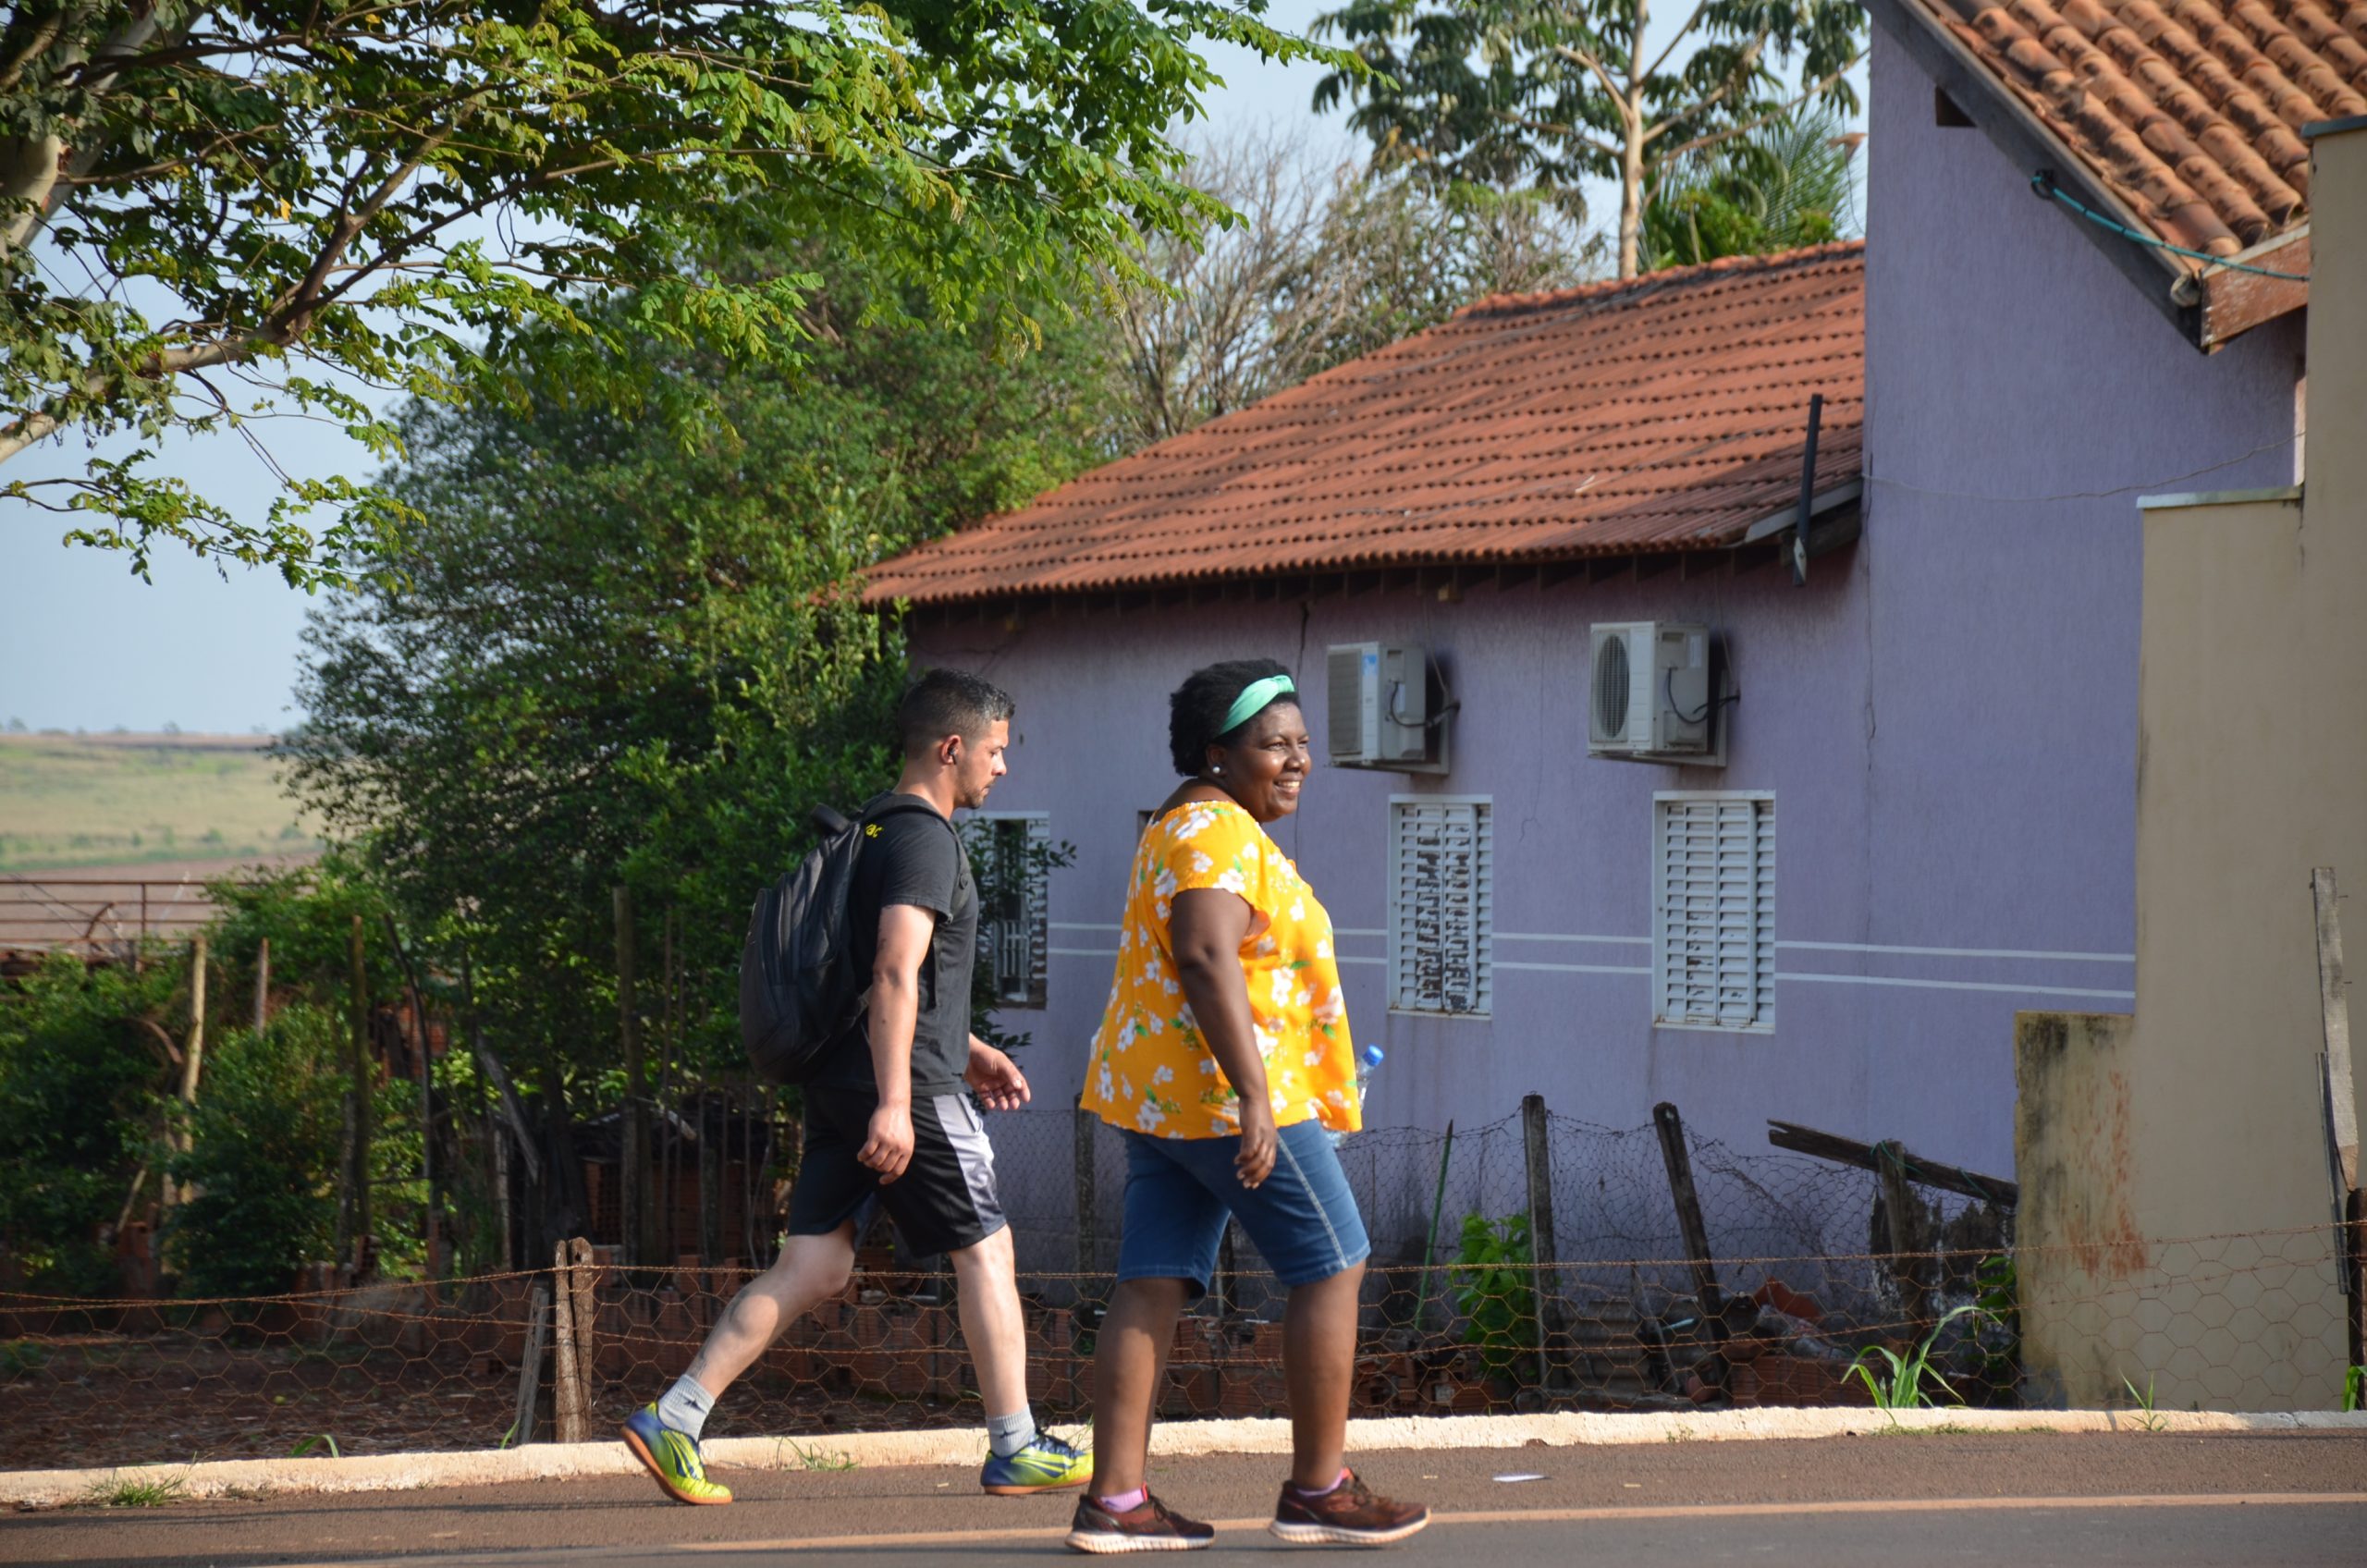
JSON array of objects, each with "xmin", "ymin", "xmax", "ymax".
[{"xmin": 0, "ymin": 2, "xmax": 1855, "ymax": 734}]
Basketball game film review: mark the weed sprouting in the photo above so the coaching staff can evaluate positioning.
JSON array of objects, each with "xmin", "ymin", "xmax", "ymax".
[
  {"xmin": 80, "ymin": 1472, "xmax": 189, "ymax": 1508},
  {"xmin": 778, "ymin": 1439, "xmax": 858, "ymax": 1472},
  {"xmin": 1844, "ymin": 1303, "xmax": 1985, "ymax": 1414},
  {"xmin": 2118, "ymin": 1374, "xmax": 2167, "ymax": 1432}
]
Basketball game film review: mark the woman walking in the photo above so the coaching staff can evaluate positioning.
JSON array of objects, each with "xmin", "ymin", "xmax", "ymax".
[{"xmin": 1065, "ymin": 659, "xmax": 1429, "ymax": 1554}]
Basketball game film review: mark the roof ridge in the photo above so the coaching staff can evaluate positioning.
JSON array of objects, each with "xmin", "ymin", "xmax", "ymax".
[{"xmin": 1451, "ymin": 240, "xmax": 1869, "ymax": 321}]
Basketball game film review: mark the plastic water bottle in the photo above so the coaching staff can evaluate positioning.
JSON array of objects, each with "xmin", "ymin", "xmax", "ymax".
[{"xmin": 1331, "ymin": 1044, "xmax": 1386, "ymax": 1146}]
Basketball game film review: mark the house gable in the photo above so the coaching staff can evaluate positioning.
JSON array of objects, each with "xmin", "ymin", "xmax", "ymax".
[{"xmin": 1865, "ymin": 0, "xmax": 2358, "ymax": 349}]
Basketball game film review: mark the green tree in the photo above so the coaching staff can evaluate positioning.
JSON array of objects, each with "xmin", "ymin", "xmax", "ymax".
[
  {"xmin": 166, "ymin": 1007, "xmax": 346, "ymax": 1299},
  {"xmin": 0, "ymin": 953, "xmax": 179, "ymax": 1295},
  {"xmin": 2, "ymin": 1, "xmax": 1334, "ymax": 585},
  {"xmin": 1640, "ymin": 104, "xmax": 1860, "ymax": 269},
  {"xmin": 1314, "ymin": 0, "xmax": 1862, "ymax": 278},
  {"xmin": 281, "ymin": 254, "xmax": 1110, "ymax": 1243}
]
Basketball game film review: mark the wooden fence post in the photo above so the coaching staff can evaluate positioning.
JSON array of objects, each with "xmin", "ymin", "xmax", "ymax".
[
  {"xmin": 570, "ymin": 1236, "xmax": 599, "ymax": 1419},
  {"xmin": 1073, "ymin": 1100, "xmax": 1098, "ymax": 1284},
  {"xmin": 514, "ymin": 1282, "xmax": 550, "ymax": 1446},
  {"xmin": 1521, "ymin": 1093, "xmax": 1561, "ymax": 1396},
  {"xmin": 252, "ymin": 937, "xmax": 269, "ymax": 1037},
  {"xmin": 1650, "ymin": 1101, "xmax": 1728, "ymax": 1393},
  {"xmin": 1874, "ymin": 1142, "xmax": 1933, "ymax": 1341},
  {"xmin": 551, "ymin": 1239, "xmax": 586, "ymax": 1442}
]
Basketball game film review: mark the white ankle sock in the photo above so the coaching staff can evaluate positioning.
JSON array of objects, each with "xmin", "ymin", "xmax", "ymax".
[
  {"xmin": 986, "ymin": 1407, "xmax": 1038, "ymax": 1459},
  {"xmin": 656, "ymin": 1374, "xmax": 714, "ymax": 1442}
]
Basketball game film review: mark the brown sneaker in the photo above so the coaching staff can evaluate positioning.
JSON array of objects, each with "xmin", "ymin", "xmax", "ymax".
[
  {"xmin": 1064, "ymin": 1491, "xmax": 1216, "ymax": 1553},
  {"xmin": 1269, "ymin": 1470, "xmax": 1430, "ymax": 1546}
]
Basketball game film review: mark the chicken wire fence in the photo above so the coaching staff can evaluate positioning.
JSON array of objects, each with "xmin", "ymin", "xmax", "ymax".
[{"xmin": 2, "ymin": 1106, "xmax": 2356, "ymax": 1473}]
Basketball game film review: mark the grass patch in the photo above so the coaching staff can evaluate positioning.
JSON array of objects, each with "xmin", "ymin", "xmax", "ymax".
[
  {"xmin": 0, "ymin": 732, "xmax": 319, "ymax": 872},
  {"xmin": 0, "ymin": 1339, "xmax": 50, "ymax": 1378},
  {"xmin": 79, "ymin": 1472, "xmax": 190, "ymax": 1508},
  {"xmin": 777, "ymin": 1439, "xmax": 858, "ymax": 1473},
  {"xmin": 1862, "ymin": 1421, "xmax": 1980, "ymax": 1436}
]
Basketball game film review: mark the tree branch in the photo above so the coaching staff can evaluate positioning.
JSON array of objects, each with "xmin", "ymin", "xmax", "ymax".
[
  {"xmin": 1549, "ymin": 42, "xmax": 1633, "ymax": 125},
  {"xmin": 0, "ymin": 409, "xmax": 63, "ymax": 465},
  {"xmin": 1643, "ymin": 1, "xmax": 1714, "ymax": 81},
  {"xmin": 1489, "ymin": 108, "xmax": 1619, "ymax": 160},
  {"xmin": 1643, "ymin": 31, "xmax": 1767, "ymax": 143},
  {"xmin": 1, "ymin": 6, "xmax": 184, "ymax": 263},
  {"xmin": 1649, "ymin": 49, "xmax": 1865, "ymax": 158}
]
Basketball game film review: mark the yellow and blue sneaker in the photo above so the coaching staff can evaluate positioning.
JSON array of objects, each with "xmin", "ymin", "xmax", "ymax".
[
  {"xmin": 621, "ymin": 1403, "xmax": 733, "ymax": 1506},
  {"xmin": 979, "ymin": 1430, "xmax": 1091, "ymax": 1496}
]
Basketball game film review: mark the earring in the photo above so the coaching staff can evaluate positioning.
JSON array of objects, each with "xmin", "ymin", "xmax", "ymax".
[{"xmin": 1211, "ymin": 764, "xmax": 1223, "ymax": 776}]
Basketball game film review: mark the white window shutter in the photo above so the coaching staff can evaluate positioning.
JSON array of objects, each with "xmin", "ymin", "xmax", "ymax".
[
  {"xmin": 1654, "ymin": 794, "xmax": 1773, "ymax": 1030},
  {"xmin": 1023, "ymin": 814, "xmax": 1049, "ymax": 1007},
  {"xmin": 977, "ymin": 814, "xmax": 1050, "ymax": 1009},
  {"xmin": 1389, "ymin": 798, "xmax": 1493, "ymax": 1016}
]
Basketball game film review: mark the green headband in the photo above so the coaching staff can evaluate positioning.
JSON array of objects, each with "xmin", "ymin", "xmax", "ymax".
[{"xmin": 1220, "ymin": 674, "xmax": 1297, "ymax": 736}]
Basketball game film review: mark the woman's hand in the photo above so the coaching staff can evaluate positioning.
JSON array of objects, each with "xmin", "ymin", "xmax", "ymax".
[{"xmin": 1235, "ymin": 1100, "xmax": 1278, "ymax": 1189}]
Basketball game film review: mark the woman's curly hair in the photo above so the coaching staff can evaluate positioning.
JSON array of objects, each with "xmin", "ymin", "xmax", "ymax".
[{"xmin": 1168, "ymin": 657, "xmax": 1294, "ymax": 776}]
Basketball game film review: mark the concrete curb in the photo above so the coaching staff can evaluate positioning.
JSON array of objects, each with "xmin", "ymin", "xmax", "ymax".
[{"xmin": 10, "ymin": 1408, "xmax": 2364, "ymax": 1509}]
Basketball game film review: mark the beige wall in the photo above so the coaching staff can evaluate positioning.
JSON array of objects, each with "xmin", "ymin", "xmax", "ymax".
[{"xmin": 2015, "ymin": 121, "xmax": 2367, "ymax": 1410}]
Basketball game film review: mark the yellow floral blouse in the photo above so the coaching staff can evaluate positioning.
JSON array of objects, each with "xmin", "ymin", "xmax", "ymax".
[{"xmin": 1084, "ymin": 798, "xmax": 1360, "ymax": 1139}]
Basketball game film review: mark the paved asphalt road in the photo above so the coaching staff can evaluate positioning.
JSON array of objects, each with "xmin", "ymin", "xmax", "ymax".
[{"xmin": 9, "ymin": 1433, "xmax": 2364, "ymax": 1567}]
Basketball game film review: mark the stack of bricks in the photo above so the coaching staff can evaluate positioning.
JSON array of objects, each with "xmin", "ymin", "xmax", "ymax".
[
  {"xmin": 1149, "ymin": 1317, "xmax": 1292, "ymax": 1420},
  {"xmin": 1724, "ymin": 1353, "xmax": 1870, "ymax": 1408}
]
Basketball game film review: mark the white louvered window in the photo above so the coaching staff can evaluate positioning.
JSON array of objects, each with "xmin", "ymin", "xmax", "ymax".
[
  {"xmin": 1652, "ymin": 793, "xmax": 1775, "ymax": 1031},
  {"xmin": 973, "ymin": 814, "xmax": 1049, "ymax": 1008},
  {"xmin": 1388, "ymin": 796, "xmax": 1492, "ymax": 1016}
]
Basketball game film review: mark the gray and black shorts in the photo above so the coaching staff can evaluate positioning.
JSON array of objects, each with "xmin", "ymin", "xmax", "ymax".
[{"xmin": 785, "ymin": 1086, "xmax": 1007, "ymax": 1257}]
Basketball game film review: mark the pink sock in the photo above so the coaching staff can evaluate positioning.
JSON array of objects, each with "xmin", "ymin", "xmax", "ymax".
[
  {"xmin": 1288, "ymin": 1468, "xmax": 1351, "ymax": 1498},
  {"xmin": 1094, "ymin": 1487, "xmax": 1148, "ymax": 1513}
]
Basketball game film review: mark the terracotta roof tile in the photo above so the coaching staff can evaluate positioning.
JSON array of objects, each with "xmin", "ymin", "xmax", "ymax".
[
  {"xmin": 1919, "ymin": 0, "xmax": 2366, "ymax": 256},
  {"xmin": 865, "ymin": 245, "xmax": 1862, "ymax": 606}
]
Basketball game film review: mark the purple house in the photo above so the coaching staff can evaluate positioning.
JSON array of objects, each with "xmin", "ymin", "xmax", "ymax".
[{"xmin": 865, "ymin": 1, "xmax": 2335, "ymax": 1206}]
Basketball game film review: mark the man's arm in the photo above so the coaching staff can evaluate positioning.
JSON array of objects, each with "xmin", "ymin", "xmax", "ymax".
[{"xmin": 856, "ymin": 904, "xmax": 936, "ymax": 1183}]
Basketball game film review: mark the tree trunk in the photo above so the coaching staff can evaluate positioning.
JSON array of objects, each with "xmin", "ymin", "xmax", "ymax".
[
  {"xmin": 540, "ymin": 1060, "xmax": 589, "ymax": 1255},
  {"xmin": 338, "ymin": 915, "xmax": 373, "ymax": 1271},
  {"xmin": 1619, "ymin": 97, "xmax": 1647, "ymax": 279},
  {"xmin": 615, "ymin": 886, "xmax": 650, "ymax": 1267},
  {"xmin": 168, "ymin": 937, "xmax": 210, "ymax": 1210}
]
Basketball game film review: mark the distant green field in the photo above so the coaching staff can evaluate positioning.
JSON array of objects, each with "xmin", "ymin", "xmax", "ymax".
[{"xmin": 0, "ymin": 732, "xmax": 324, "ymax": 872}]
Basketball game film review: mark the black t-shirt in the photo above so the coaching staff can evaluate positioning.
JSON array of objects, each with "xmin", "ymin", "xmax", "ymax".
[{"xmin": 815, "ymin": 792, "xmax": 975, "ymax": 1097}]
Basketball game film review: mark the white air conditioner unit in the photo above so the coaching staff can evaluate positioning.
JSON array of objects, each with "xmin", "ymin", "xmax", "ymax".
[
  {"xmin": 1326, "ymin": 643, "xmax": 1446, "ymax": 772},
  {"xmin": 1588, "ymin": 621, "xmax": 1721, "ymax": 763}
]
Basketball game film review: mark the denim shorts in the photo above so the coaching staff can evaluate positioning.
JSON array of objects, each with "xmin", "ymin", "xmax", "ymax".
[{"xmin": 1115, "ymin": 1120, "xmax": 1372, "ymax": 1294}]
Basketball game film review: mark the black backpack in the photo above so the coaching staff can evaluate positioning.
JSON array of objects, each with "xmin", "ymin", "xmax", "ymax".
[{"xmin": 739, "ymin": 796, "xmax": 949, "ymax": 1085}]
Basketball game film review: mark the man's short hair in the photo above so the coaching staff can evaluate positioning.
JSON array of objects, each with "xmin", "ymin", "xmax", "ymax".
[{"xmin": 898, "ymin": 668, "xmax": 1016, "ymax": 757}]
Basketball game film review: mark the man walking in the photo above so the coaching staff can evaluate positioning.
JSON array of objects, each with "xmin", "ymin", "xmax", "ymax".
[{"xmin": 622, "ymin": 670, "xmax": 1087, "ymax": 1504}]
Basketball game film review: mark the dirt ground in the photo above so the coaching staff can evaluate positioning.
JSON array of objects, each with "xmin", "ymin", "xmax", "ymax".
[{"xmin": 0, "ymin": 1334, "xmax": 1024, "ymax": 1471}]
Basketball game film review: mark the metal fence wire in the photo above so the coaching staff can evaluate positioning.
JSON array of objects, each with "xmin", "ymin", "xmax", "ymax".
[{"xmin": 0, "ymin": 1106, "xmax": 2353, "ymax": 1473}]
